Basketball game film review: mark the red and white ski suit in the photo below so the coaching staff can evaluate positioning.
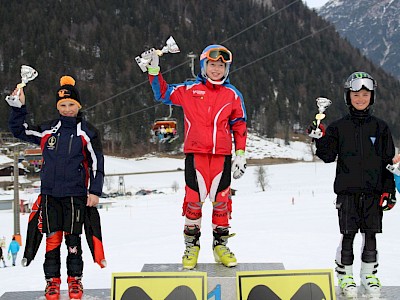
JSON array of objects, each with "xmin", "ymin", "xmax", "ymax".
[{"xmin": 149, "ymin": 73, "xmax": 247, "ymax": 228}]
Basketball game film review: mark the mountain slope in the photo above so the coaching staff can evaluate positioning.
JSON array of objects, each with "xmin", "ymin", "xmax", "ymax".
[{"xmin": 319, "ymin": 0, "xmax": 400, "ymax": 79}]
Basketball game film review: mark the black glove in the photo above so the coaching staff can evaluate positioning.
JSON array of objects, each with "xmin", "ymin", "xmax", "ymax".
[
  {"xmin": 306, "ymin": 120, "xmax": 325, "ymax": 139},
  {"xmin": 379, "ymin": 192, "xmax": 396, "ymax": 211}
]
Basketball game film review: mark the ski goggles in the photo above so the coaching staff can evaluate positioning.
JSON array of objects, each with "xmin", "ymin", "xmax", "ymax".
[
  {"xmin": 346, "ymin": 78, "xmax": 375, "ymax": 92},
  {"xmin": 200, "ymin": 48, "xmax": 232, "ymax": 63}
]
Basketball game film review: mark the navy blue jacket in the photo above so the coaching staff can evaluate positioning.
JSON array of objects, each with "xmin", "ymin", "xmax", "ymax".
[{"xmin": 9, "ymin": 106, "xmax": 104, "ymax": 197}]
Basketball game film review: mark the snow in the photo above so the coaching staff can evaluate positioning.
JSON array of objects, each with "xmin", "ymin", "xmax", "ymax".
[
  {"xmin": 0, "ymin": 155, "xmax": 13, "ymax": 165},
  {"xmin": 303, "ymin": 0, "xmax": 330, "ymax": 9},
  {"xmin": 245, "ymin": 134, "xmax": 314, "ymax": 161},
  {"xmin": 0, "ymin": 135, "xmax": 399, "ymax": 296}
]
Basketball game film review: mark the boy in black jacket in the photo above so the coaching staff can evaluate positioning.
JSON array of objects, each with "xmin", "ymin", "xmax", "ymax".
[
  {"xmin": 8, "ymin": 76, "xmax": 104, "ymax": 300},
  {"xmin": 308, "ymin": 71, "xmax": 395, "ymax": 298}
]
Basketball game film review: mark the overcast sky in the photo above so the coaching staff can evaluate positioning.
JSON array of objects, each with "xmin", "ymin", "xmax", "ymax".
[{"xmin": 303, "ymin": 0, "xmax": 330, "ymax": 9}]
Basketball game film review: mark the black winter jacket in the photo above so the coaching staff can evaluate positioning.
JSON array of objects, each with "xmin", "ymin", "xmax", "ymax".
[
  {"xmin": 315, "ymin": 108, "xmax": 395, "ymax": 195},
  {"xmin": 9, "ymin": 106, "xmax": 104, "ymax": 197}
]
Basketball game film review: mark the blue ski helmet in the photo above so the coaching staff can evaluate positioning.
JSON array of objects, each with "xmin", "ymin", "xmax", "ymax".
[
  {"xmin": 344, "ymin": 71, "xmax": 377, "ymax": 106},
  {"xmin": 200, "ymin": 45, "xmax": 232, "ymax": 84}
]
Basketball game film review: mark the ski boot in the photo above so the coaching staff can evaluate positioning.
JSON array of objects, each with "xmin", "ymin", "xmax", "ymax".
[
  {"xmin": 212, "ymin": 227, "xmax": 237, "ymax": 267},
  {"xmin": 67, "ymin": 276, "xmax": 83, "ymax": 300},
  {"xmin": 335, "ymin": 262, "xmax": 357, "ymax": 298},
  {"xmin": 182, "ymin": 226, "xmax": 201, "ymax": 270},
  {"xmin": 360, "ymin": 262, "xmax": 381, "ymax": 298},
  {"xmin": 44, "ymin": 277, "xmax": 61, "ymax": 300}
]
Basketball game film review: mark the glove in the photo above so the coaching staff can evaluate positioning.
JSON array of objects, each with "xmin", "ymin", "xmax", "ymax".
[
  {"xmin": 307, "ymin": 120, "xmax": 325, "ymax": 139},
  {"xmin": 232, "ymin": 150, "xmax": 246, "ymax": 179},
  {"xmin": 379, "ymin": 192, "xmax": 396, "ymax": 211},
  {"xmin": 142, "ymin": 48, "xmax": 160, "ymax": 75}
]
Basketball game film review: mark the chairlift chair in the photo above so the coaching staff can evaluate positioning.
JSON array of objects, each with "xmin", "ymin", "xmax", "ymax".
[{"xmin": 151, "ymin": 105, "xmax": 179, "ymax": 144}]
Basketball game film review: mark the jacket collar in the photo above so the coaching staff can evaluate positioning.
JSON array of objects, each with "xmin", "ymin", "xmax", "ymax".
[
  {"xmin": 349, "ymin": 105, "xmax": 371, "ymax": 119},
  {"xmin": 60, "ymin": 115, "xmax": 79, "ymax": 128}
]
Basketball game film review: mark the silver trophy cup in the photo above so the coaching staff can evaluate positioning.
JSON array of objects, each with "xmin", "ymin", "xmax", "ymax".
[
  {"xmin": 308, "ymin": 97, "xmax": 332, "ymax": 139},
  {"xmin": 135, "ymin": 36, "xmax": 180, "ymax": 72},
  {"xmin": 5, "ymin": 65, "xmax": 38, "ymax": 108}
]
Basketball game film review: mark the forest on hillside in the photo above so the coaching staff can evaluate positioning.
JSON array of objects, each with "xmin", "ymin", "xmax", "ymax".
[{"xmin": 1, "ymin": 0, "xmax": 400, "ymax": 155}]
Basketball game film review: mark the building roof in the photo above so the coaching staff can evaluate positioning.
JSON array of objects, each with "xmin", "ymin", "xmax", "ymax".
[
  {"xmin": 0, "ymin": 154, "xmax": 13, "ymax": 166},
  {"xmin": 24, "ymin": 148, "xmax": 42, "ymax": 156}
]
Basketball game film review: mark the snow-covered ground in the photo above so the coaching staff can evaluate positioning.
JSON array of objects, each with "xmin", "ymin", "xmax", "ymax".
[
  {"xmin": 0, "ymin": 135, "xmax": 399, "ymax": 296},
  {"xmin": 244, "ymin": 134, "xmax": 314, "ymax": 161}
]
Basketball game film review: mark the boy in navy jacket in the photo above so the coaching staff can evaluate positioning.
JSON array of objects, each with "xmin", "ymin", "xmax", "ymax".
[{"xmin": 8, "ymin": 75, "xmax": 104, "ymax": 300}]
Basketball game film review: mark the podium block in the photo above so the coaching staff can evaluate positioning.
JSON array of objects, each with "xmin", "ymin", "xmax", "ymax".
[{"xmin": 142, "ymin": 263, "xmax": 285, "ymax": 300}]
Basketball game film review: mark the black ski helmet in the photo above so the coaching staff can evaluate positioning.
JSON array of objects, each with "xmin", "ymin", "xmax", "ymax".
[{"xmin": 344, "ymin": 71, "xmax": 377, "ymax": 106}]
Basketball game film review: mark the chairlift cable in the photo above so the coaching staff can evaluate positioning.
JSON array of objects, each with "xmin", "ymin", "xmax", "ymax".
[
  {"xmin": 83, "ymin": 60, "xmax": 188, "ymax": 112},
  {"xmin": 95, "ymin": 23, "xmax": 331, "ymax": 127},
  {"xmin": 220, "ymin": 0, "xmax": 300, "ymax": 44},
  {"xmin": 92, "ymin": 1, "xmax": 329, "ymax": 126},
  {"xmin": 231, "ymin": 24, "xmax": 333, "ymax": 74},
  {"xmin": 85, "ymin": 0, "xmax": 302, "ymax": 113},
  {"xmin": 98, "ymin": 103, "xmax": 161, "ymax": 126}
]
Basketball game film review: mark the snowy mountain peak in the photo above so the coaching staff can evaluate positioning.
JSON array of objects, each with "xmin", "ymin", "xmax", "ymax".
[{"xmin": 318, "ymin": 0, "xmax": 400, "ymax": 79}]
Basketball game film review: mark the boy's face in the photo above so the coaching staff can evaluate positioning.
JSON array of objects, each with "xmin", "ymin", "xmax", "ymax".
[
  {"xmin": 206, "ymin": 59, "xmax": 226, "ymax": 81},
  {"xmin": 350, "ymin": 89, "xmax": 371, "ymax": 111},
  {"xmin": 57, "ymin": 100, "xmax": 80, "ymax": 117}
]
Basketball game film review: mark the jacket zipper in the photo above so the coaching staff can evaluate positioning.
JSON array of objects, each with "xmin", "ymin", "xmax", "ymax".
[
  {"xmin": 68, "ymin": 134, "xmax": 74, "ymax": 154},
  {"xmin": 359, "ymin": 124, "xmax": 364, "ymax": 185},
  {"xmin": 55, "ymin": 133, "xmax": 60, "ymax": 153},
  {"xmin": 70, "ymin": 197, "xmax": 74, "ymax": 233}
]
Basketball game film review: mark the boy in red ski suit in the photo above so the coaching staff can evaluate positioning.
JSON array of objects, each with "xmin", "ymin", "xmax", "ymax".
[{"xmin": 144, "ymin": 44, "xmax": 247, "ymax": 269}]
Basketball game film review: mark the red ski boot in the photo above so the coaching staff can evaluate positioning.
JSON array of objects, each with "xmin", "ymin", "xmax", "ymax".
[
  {"xmin": 67, "ymin": 276, "xmax": 83, "ymax": 300},
  {"xmin": 44, "ymin": 277, "xmax": 61, "ymax": 300}
]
